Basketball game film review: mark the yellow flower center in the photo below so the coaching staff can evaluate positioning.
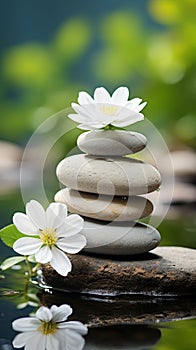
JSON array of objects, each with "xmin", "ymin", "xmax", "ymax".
[
  {"xmin": 39, "ymin": 227, "xmax": 57, "ymax": 247},
  {"xmin": 38, "ymin": 320, "xmax": 57, "ymax": 335},
  {"xmin": 100, "ymin": 104, "xmax": 119, "ymax": 116}
]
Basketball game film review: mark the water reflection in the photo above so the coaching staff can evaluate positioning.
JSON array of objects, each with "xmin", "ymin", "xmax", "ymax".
[
  {"xmin": 12, "ymin": 304, "xmax": 87, "ymax": 350},
  {"xmin": 1, "ymin": 284, "xmax": 196, "ymax": 350},
  {"xmin": 84, "ymin": 325, "xmax": 161, "ymax": 350}
]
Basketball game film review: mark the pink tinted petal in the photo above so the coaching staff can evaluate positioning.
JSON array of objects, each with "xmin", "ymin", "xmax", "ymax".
[
  {"xmin": 57, "ymin": 234, "xmax": 86, "ymax": 254},
  {"xmin": 26, "ymin": 200, "xmax": 46, "ymax": 230},
  {"xmin": 50, "ymin": 248, "xmax": 71, "ymax": 276},
  {"xmin": 35, "ymin": 245, "xmax": 52, "ymax": 263},
  {"xmin": 36, "ymin": 306, "xmax": 53, "ymax": 322},
  {"xmin": 50, "ymin": 304, "xmax": 72, "ymax": 322},
  {"xmin": 13, "ymin": 213, "xmax": 38, "ymax": 235},
  {"xmin": 12, "ymin": 318, "xmax": 40, "ymax": 332},
  {"xmin": 46, "ymin": 202, "xmax": 67, "ymax": 229},
  {"xmin": 78, "ymin": 91, "xmax": 94, "ymax": 105},
  {"xmin": 13, "ymin": 237, "xmax": 41, "ymax": 256},
  {"xmin": 111, "ymin": 86, "xmax": 129, "ymax": 105},
  {"xmin": 58, "ymin": 321, "xmax": 88, "ymax": 335},
  {"xmin": 94, "ymin": 87, "xmax": 111, "ymax": 103}
]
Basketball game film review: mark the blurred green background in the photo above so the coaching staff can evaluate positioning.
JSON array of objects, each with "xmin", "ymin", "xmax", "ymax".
[
  {"xmin": 0, "ymin": 0, "xmax": 195, "ymax": 245},
  {"xmin": 0, "ymin": 2, "xmax": 196, "ymax": 347},
  {"xmin": 1, "ymin": 0, "xmax": 196, "ymax": 146}
]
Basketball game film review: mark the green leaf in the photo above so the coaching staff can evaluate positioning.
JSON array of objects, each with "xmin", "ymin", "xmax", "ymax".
[
  {"xmin": 1, "ymin": 256, "xmax": 26, "ymax": 271},
  {"xmin": 0, "ymin": 224, "xmax": 26, "ymax": 247}
]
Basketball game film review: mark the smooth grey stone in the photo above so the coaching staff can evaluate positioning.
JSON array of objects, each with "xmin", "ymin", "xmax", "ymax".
[
  {"xmin": 82, "ymin": 220, "xmax": 161, "ymax": 255},
  {"xmin": 56, "ymin": 154, "xmax": 161, "ymax": 196},
  {"xmin": 55, "ymin": 188, "xmax": 153, "ymax": 221},
  {"xmin": 77, "ymin": 130, "xmax": 147, "ymax": 156}
]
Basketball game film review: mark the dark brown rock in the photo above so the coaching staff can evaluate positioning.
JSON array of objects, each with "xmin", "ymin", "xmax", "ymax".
[{"xmin": 41, "ymin": 247, "xmax": 196, "ymax": 296}]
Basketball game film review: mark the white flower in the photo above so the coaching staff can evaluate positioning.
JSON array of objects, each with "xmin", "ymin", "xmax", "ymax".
[
  {"xmin": 12, "ymin": 304, "xmax": 88, "ymax": 350},
  {"xmin": 68, "ymin": 86, "xmax": 147, "ymax": 130},
  {"xmin": 13, "ymin": 200, "xmax": 86, "ymax": 276}
]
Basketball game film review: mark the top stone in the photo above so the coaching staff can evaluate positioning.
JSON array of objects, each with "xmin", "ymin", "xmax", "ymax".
[{"xmin": 77, "ymin": 130, "xmax": 147, "ymax": 156}]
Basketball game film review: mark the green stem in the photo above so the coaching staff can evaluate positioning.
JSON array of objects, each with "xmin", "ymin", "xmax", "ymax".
[
  {"xmin": 103, "ymin": 124, "xmax": 126, "ymax": 131},
  {"xmin": 32, "ymin": 263, "xmax": 41, "ymax": 274},
  {"xmin": 25, "ymin": 256, "xmax": 33, "ymax": 277}
]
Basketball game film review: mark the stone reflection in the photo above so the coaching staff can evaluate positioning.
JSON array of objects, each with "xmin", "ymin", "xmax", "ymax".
[
  {"xmin": 84, "ymin": 325, "xmax": 161, "ymax": 350},
  {"xmin": 39, "ymin": 290, "xmax": 196, "ymax": 327}
]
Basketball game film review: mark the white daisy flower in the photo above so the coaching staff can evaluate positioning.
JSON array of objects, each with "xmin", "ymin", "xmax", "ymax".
[
  {"xmin": 13, "ymin": 200, "xmax": 86, "ymax": 276},
  {"xmin": 68, "ymin": 86, "xmax": 147, "ymax": 130},
  {"xmin": 12, "ymin": 304, "xmax": 88, "ymax": 350}
]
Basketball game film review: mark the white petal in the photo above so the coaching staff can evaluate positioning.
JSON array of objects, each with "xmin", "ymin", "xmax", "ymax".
[
  {"xmin": 12, "ymin": 332, "xmax": 38, "ymax": 349},
  {"xmin": 94, "ymin": 87, "xmax": 111, "ymax": 103},
  {"xmin": 77, "ymin": 123, "xmax": 105, "ymax": 130},
  {"xmin": 12, "ymin": 318, "xmax": 40, "ymax": 332},
  {"xmin": 13, "ymin": 237, "xmax": 41, "ymax": 256},
  {"xmin": 111, "ymin": 86, "xmax": 129, "ymax": 105},
  {"xmin": 65, "ymin": 214, "xmax": 84, "ymax": 228},
  {"xmin": 56, "ymin": 225, "xmax": 83, "ymax": 238},
  {"xmin": 53, "ymin": 330, "xmax": 67, "ymax": 349},
  {"xmin": 50, "ymin": 304, "xmax": 72, "ymax": 322},
  {"xmin": 57, "ymin": 214, "xmax": 84, "ymax": 238},
  {"xmin": 112, "ymin": 113, "xmax": 144, "ymax": 127},
  {"xmin": 71, "ymin": 103, "xmax": 92, "ymax": 119},
  {"xmin": 25, "ymin": 333, "xmax": 46, "ymax": 350},
  {"xmin": 46, "ymin": 202, "xmax": 67, "ymax": 229},
  {"xmin": 59, "ymin": 329, "xmax": 86, "ymax": 350},
  {"xmin": 25, "ymin": 332, "xmax": 47, "ymax": 350},
  {"xmin": 57, "ymin": 234, "xmax": 86, "ymax": 254},
  {"xmin": 135, "ymin": 101, "xmax": 147, "ymax": 112},
  {"xmin": 26, "ymin": 200, "xmax": 46, "ymax": 230},
  {"xmin": 68, "ymin": 113, "xmax": 89, "ymax": 124},
  {"xmin": 58, "ymin": 321, "xmax": 88, "ymax": 335},
  {"xmin": 13, "ymin": 213, "xmax": 38, "ymax": 235},
  {"xmin": 45, "ymin": 334, "xmax": 59, "ymax": 350},
  {"xmin": 126, "ymin": 97, "xmax": 142, "ymax": 108},
  {"xmin": 78, "ymin": 91, "xmax": 94, "ymax": 105},
  {"xmin": 35, "ymin": 245, "xmax": 52, "ymax": 263},
  {"xmin": 36, "ymin": 306, "xmax": 53, "ymax": 322},
  {"xmin": 126, "ymin": 99, "xmax": 147, "ymax": 112},
  {"xmin": 50, "ymin": 247, "xmax": 71, "ymax": 276}
]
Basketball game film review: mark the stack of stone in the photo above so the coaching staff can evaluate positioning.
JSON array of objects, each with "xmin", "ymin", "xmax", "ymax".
[{"xmin": 55, "ymin": 129, "xmax": 162, "ymax": 256}]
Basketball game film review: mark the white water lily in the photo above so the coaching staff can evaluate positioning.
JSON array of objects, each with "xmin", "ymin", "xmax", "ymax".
[
  {"xmin": 12, "ymin": 304, "xmax": 88, "ymax": 350},
  {"xmin": 13, "ymin": 200, "xmax": 86, "ymax": 276},
  {"xmin": 68, "ymin": 86, "xmax": 147, "ymax": 130}
]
